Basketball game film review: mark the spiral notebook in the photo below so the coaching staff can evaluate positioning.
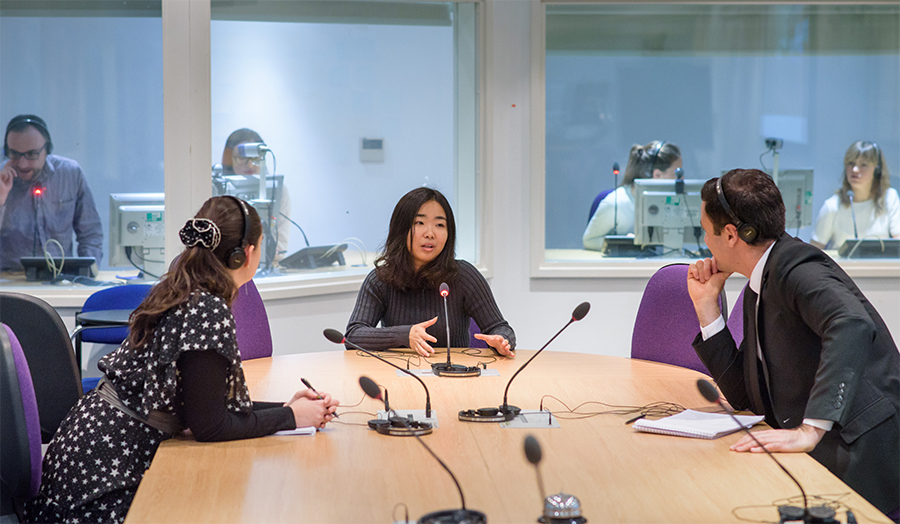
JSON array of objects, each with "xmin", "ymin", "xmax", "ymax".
[{"xmin": 633, "ymin": 409, "xmax": 764, "ymax": 440}]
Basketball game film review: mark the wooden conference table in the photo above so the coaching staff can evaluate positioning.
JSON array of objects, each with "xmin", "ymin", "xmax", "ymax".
[{"xmin": 126, "ymin": 349, "xmax": 889, "ymax": 524}]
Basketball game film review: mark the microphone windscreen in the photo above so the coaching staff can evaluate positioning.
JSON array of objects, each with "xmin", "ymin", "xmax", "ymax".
[
  {"xmin": 439, "ymin": 282, "xmax": 449, "ymax": 297},
  {"xmin": 359, "ymin": 376, "xmax": 382, "ymax": 400},
  {"xmin": 697, "ymin": 379, "xmax": 719, "ymax": 403},
  {"xmin": 675, "ymin": 167, "xmax": 684, "ymax": 180},
  {"xmin": 847, "ymin": 190, "xmax": 854, "ymax": 201},
  {"xmin": 524, "ymin": 435, "xmax": 542, "ymax": 465},
  {"xmin": 572, "ymin": 302, "xmax": 591, "ymax": 321},
  {"xmin": 323, "ymin": 328, "xmax": 345, "ymax": 344},
  {"xmin": 612, "ymin": 162, "xmax": 620, "ymax": 173}
]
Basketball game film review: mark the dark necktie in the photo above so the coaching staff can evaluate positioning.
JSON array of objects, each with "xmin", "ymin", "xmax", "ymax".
[{"xmin": 743, "ymin": 288, "xmax": 768, "ymax": 415}]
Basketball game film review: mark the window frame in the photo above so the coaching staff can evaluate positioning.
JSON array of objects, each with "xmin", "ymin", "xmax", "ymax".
[{"xmin": 529, "ymin": 0, "xmax": 900, "ymax": 279}]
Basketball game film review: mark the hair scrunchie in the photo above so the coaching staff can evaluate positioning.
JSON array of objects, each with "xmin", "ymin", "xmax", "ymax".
[{"xmin": 179, "ymin": 218, "xmax": 221, "ymax": 250}]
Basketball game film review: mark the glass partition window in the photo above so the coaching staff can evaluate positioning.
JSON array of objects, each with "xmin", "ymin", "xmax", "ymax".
[
  {"xmin": 543, "ymin": 4, "xmax": 899, "ymax": 266},
  {"xmin": 1, "ymin": 5, "xmax": 163, "ymax": 276},
  {"xmin": 210, "ymin": 1, "xmax": 480, "ymax": 277}
]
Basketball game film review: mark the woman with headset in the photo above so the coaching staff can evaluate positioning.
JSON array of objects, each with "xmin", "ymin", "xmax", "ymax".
[
  {"xmin": 811, "ymin": 141, "xmax": 899, "ymax": 249},
  {"xmin": 25, "ymin": 196, "xmax": 338, "ymax": 524},
  {"xmin": 583, "ymin": 140, "xmax": 682, "ymax": 251}
]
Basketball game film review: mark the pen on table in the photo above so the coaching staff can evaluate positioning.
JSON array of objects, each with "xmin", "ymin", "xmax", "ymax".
[
  {"xmin": 625, "ymin": 414, "xmax": 645, "ymax": 425},
  {"xmin": 300, "ymin": 377, "xmax": 339, "ymax": 418}
]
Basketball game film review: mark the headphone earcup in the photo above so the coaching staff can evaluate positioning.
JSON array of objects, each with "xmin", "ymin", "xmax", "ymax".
[
  {"xmin": 738, "ymin": 223, "xmax": 759, "ymax": 244},
  {"xmin": 226, "ymin": 247, "xmax": 246, "ymax": 270}
]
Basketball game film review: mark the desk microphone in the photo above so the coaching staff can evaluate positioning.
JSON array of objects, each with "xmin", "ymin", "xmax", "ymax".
[
  {"xmin": 524, "ymin": 435, "xmax": 587, "ymax": 524},
  {"xmin": 459, "ymin": 302, "xmax": 590, "ymax": 423},
  {"xmin": 324, "ymin": 329, "xmax": 433, "ymax": 435},
  {"xmin": 430, "ymin": 282, "xmax": 480, "ymax": 378},
  {"xmin": 359, "ymin": 376, "xmax": 486, "ymax": 524},
  {"xmin": 612, "ymin": 162, "xmax": 620, "ymax": 235},
  {"xmin": 675, "ymin": 167, "xmax": 685, "ymax": 194},
  {"xmin": 696, "ymin": 379, "xmax": 837, "ymax": 524},
  {"xmin": 847, "ymin": 190, "xmax": 859, "ymax": 239}
]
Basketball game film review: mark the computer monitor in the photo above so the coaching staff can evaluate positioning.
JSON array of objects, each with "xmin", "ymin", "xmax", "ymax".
[
  {"xmin": 109, "ymin": 193, "xmax": 166, "ymax": 276},
  {"xmin": 633, "ymin": 179, "xmax": 708, "ymax": 252},
  {"xmin": 777, "ymin": 169, "xmax": 814, "ymax": 232}
]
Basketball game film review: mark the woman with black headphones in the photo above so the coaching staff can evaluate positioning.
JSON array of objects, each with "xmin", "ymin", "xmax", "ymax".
[
  {"xmin": 25, "ymin": 196, "xmax": 339, "ymax": 524},
  {"xmin": 583, "ymin": 140, "xmax": 682, "ymax": 250},
  {"xmin": 811, "ymin": 141, "xmax": 899, "ymax": 249}
]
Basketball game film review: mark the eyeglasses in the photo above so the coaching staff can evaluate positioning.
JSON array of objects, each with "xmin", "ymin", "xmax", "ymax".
[
  {"xmin": 232, "ymin": 155, "xmax": 256, "ymax": 166},
  {"xmin": 7, "ymin": 144, "xmax": 47, "ymax": 161}
]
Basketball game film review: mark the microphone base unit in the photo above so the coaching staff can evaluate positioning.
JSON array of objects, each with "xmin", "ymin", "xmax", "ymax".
[
  {"xmin": 431, "ymin": 362, "xmax": 481, "ymax": 378},
  {"xmin": 777, "ymin": 505, "xmax": 838, "ymax": 524},
  {"xmin": 457, "ymin": 405, "xmax": 521, "ymax": 423},
  {"xmin": 537, "ymin": 517, "xmax": 587, "ymax": 524},
  {"xmin": 367, "ymin": 417, "xmax": 433, "ymax": 437},
  {"xmin": 418, "ymin": 508, "xmax": 487, "ymax": 524}
]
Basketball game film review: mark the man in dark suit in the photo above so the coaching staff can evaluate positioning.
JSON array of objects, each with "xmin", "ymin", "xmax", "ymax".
[{"xmin": 687, "ymin": 168, "xmax": 899, "ymax": 516}]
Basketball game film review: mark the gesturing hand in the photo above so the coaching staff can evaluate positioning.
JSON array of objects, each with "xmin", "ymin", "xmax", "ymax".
[
  {"xmin": 474, "ymin": 333, "xmax": 514, "ymax": 357},
  {"xmin": 409, "ymin": 317, "xmax": 439, "ymax": 356}
]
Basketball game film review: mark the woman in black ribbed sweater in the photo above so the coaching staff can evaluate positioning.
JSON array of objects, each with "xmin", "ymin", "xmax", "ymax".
[{"xmin": 345, "ymin": 187, "xmax": 515, "ymax": 357}]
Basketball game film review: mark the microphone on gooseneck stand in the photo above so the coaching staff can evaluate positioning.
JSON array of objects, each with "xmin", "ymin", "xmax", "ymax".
[
  {"xmin": 431, "ymin": 283, "xmax": 481, "ymax": 378},
  {"xmin": 675, "ymin": 167, "xmax": 685, "ymax": 194},
  {"xmin": 359, "ymin": 376, "xmax": 486, "ymax": 524},
  {"xmin": 612, "ymin": 162, "xmax": 620, "ymax": 235},
  {"xmin": 847, "ymin": 190, "xmax": 859, "ymax": 239},
  {"xmin": 323, "ymin": 329, "xmax": 433, "ymax": 436},
  {"xmin": 459, "ymin": 302, "xmax": 591, "ymax": 423},
  {"xmin": 524, "ymin": 435, "xmax": 587, "ymax": 524},
  {"xmin": 696, "ymin": 379, "xmax": 836, "ymax": 524}
]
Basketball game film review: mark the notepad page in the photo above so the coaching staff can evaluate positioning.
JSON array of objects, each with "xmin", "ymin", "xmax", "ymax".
[{"xmin": 633, "ymin": 409, "xmax": 764, "ymax": 439}]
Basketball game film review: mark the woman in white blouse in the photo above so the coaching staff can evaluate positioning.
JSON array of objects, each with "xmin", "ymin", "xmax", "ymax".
[{"xmin": 811, "ymin": 141, "xmax": 899, "ymax": 249}]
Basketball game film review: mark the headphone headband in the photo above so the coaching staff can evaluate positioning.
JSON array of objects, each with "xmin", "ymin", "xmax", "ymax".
[
  {"xmin": 224, "ymin": 196, "xmax": 252, "ymax": 270},
  {"xmin": 715, "ymin": 175, "xmax": 759, "ymax": 243}
]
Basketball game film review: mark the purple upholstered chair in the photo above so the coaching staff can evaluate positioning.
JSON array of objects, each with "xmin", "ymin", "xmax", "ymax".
[
  {"xmin": 727, "ymin": 285, "xmax": 747, "ymax": 348},
  {"xmin": 232, "ymin": 280, "xmax": 273, "ymax": 360},
  {"xmin": 631, "ymin": 264, "xmax": 711, "ymax": 375},
  {"xmin": 1, "ymin": 323, "xmax": 43, "ymax": 519}
]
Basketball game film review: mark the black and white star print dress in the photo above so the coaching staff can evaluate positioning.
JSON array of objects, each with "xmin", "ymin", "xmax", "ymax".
[{"xmin": 25, "ymin": 291, "xmax": 295, "ymax": 524}]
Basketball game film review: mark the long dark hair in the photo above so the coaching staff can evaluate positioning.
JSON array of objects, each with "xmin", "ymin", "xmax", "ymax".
[
  {"xmin": 128, "ymin": 196, "xmax": 262, "ymax": 350},
  {"xmin": 375, "ymin": 187, "xmax": 458, "ymax": 291}
]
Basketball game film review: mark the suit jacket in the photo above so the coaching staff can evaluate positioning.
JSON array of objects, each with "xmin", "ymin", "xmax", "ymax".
[{"xmin": 693, "ymin": 233, "xmax": 899, "ymax": 514}]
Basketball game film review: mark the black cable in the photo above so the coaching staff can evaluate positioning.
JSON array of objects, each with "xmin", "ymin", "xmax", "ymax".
[
  {"xmin": 538, "ymin": 395, "xmax": 685, "ymax": 420},
  {"xmin": 125, "ymin": 246, "xmax": 161, "ymax": 279},
  {"xmin": 279, "ymin": 212, "xmax": 310, "ymax": 247}
]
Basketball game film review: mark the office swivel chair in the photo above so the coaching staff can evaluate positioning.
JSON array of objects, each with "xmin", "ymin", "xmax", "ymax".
[
  {"xmin": 631, "ymin": 264, "xmax": 711, "ymax": 375},
  {"xmin": 232, "ymin": 280, "xmax": 273, "ymax": 360},
  {"xmin": 75, "ymin": 284, "xmax": 152, "ymax": 393},
  {"xmin": 0, "ymin": 292, "xmax": 82, "ymax": 443},
  {"xmin": 726, "ymin": 285, "xmax": 746, "ymax": 348},
  {"xmin": 587, "ymin": 188, "xmax": 615, "ymax": 225},
  {"xmin": 1, "ymin": 324, "xmax": 43, "ymax": 521}
]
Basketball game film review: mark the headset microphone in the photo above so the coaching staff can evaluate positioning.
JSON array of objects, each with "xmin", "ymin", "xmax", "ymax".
[
  {"xmin": 324, "ymin": 329, "xmax": 433, "ymax": 436},
  {"xmin": 459, "ymin": 302, "xmax": 590, "ymax": 423},
  {"xmin": 697, "ymin": 379, "xmax": 837, "ymax": 524},
  {"xmin": 359, "ymin": 376, "xmax": 486, "ymax": 524}
]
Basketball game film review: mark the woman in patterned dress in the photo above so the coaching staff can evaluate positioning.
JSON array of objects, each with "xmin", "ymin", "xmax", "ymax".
[{"xmin": 25, "ymin": 196, "xmax": 339, "ymax": 523}]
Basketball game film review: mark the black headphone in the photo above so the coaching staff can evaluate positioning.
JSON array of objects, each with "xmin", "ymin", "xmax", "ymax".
[
  {"xmin": 648, "ymin": 141, "xmax": 666, "ymax": 177},
  {"xmin": 872, "ymin": 142, "xmax": 883, "ymax": 179},
  {"xmin": 716, "ymin": 175, "xmax": 759, "ymax": 244},
  {"xmin": 4, "ymin": 115, "xmax": 52, "ymax": 157},
  {"xmin": 224, "ymin": 196, "xmax": 252, "ymax": 270}
]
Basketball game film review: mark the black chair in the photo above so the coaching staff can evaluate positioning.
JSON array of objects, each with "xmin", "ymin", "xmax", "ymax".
[{"xmin": 0, "ymin": 292, "xmax": 82, "ymax": 443}]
